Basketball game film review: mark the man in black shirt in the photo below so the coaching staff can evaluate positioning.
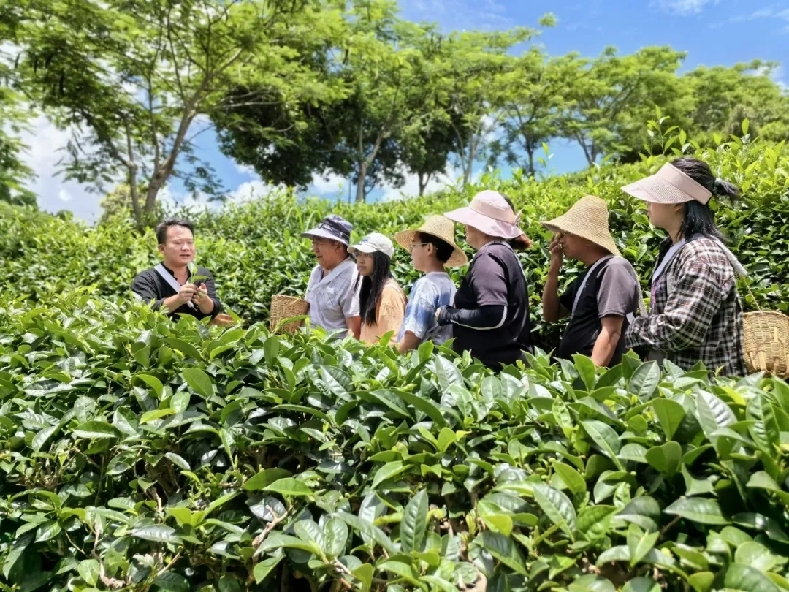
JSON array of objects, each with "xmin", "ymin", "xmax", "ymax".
[
  {"xmin": 541, "ymin": 196, "xmax": 643, "ymax": 367},
  {"xmin": 131, "ymin": 219, "xmax": 224, "ymax": 321}
]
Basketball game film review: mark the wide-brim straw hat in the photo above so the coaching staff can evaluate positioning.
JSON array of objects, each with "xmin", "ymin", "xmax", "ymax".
[
  {"xmin": 394, "ymin": 215, "xmax": 468, "ymax": 267},
  {"xmin": 621, "ymin": 163, "xmax": 712, "ymax": 205},
  {"xmin": 541, "ymin": 195, "xmax": 621, "ymax": 257},
  {"xmin": 444, "ymin": 190, "xmax": 524, "ymax": 240}
]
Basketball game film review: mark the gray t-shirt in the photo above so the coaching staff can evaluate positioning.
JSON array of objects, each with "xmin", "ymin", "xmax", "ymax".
[
  {"xmin": 557, "ymin": 256, "xmax": 640, "ymax": 366},
  {"xmin": 305, "ymin": 257, "xmax": 360, "ymax": 338}
]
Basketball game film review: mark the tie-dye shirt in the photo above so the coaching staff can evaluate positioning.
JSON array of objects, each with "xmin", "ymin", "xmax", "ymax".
[{"xmin": 398, "ymin": 272, "xmax": 456, "ymax": 345}]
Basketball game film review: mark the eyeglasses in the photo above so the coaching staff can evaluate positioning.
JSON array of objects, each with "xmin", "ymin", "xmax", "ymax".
[{"xmin": 409, "ymin": 242, "xmax": 429, "ymax": 252}]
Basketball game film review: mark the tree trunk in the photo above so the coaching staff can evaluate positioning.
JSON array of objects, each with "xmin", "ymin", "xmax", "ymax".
[
  {"xmin": 128, "ymin": 167, "xmax": 142, "ymax": 230},
  {"xmin": 525, "ymin": 136, "xmax": 536, "ymax": 176},
  {"xmin": 417, "ymin": 171, "xmax": 431, "ymax": 197},
  {"xmin": 463, "ymin": 131, "xmax": 478, "ymax": 186},
  {"xmin": 123, "ymin": 122, "xmax": 143, "ymax": 231},
  {"xmin": 355, "ymin": 161, "xmax": 367, "ymax": 203},
  {"xmin": 143, "ymin": 101, "xmax": 198, "ymax": 221}
]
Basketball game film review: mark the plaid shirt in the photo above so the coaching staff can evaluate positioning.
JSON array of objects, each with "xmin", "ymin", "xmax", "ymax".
[{"xmin": 625, "ymin": 237, "xmax": 746, "ymax": 376}]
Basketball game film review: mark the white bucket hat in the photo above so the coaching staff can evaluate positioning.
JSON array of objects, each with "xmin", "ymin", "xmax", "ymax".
[
  {"xmin": 349, "ymin": 232, "xmax": 394, "ymax": 259},
  {"xmin": 443, "ymin": 190, "xmax": 524, "ymax": 240},
  {"xmin": 621, "ymin": 163, "xmax": 712, "ymax": 205}
]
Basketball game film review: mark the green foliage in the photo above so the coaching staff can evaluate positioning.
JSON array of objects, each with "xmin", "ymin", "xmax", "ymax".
[
  {"xmin": 0, "ymin": 86, "xmax": 35, "ymax": 206},
  {"xmin": 6, "ymin": 0, "xmax": 328, "ymax": 228},
  {"xmin": 1, "ymin": 129, "xmax": 789, "ymax": 592},
  {"xmin": 2, "ymin": 291, "xmax": 789, "ymax": 591},
  {"xmin": 2, "ymin": 130, "xmax": 788, "ymax": 349}
]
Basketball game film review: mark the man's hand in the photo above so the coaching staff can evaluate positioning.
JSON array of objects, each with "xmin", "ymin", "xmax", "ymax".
[
  {"xmin": 549, "ymin": 234, "xmax": 564, "ymax": 273},
  {"xmin": 193, "ymin": 284, "xmax": 214, "ymax": 314},
  {"xmin": 177, "ymin": 283, "xmax": 198, "ymax": 305}
]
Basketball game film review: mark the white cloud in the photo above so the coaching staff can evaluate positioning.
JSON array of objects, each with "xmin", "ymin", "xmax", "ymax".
[
  {"xmin": 234, "ymin": 162, "xmax": 257, "ymax": 177},
  {"xmin": 771, "ymin": 65, "xmax": 787, "ymax": 90},
  {"xmin": 378, "ymin": 163, "xmax": 462, "ymax": 202},
  {"xmin": 310, "ymin": 172, "xmax": 349, "ymax": 197},
  {"xmin": 651, "ymin": 0, "xmax": 718, "ymax": 15},
  {"xmin": 727, "ymin": 6, "xmax": 789, "ymax": 29},
  {"xmin": 19, "ymin": 116, "xmax": 104, "ymax": 222},
  {"xmin": 227, "ymin": 179, "xmax": 285, "ymax": 203}
]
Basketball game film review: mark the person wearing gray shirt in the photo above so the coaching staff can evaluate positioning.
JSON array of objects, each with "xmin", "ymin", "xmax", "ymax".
[
  {"xmin": 541, "ymin": 196, "xmax": 644, "ymax": 368},
  {"xmin": 301, "ymin": 215, "xmax": 361, "ymax": 339}
]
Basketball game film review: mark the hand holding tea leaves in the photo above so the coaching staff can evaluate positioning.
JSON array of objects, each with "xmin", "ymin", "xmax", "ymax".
[
  {"xmin": 192, "ymin": 283, "xmax": 214, "ymax": 314},
  {"xmin": 175, "ymin": 283, "xmax": 199, "ymax": 305}
]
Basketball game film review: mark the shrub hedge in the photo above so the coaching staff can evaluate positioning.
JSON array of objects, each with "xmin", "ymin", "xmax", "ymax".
[
  {"xmin": 1, "ymin": 132, "xmax": 789, "ymax": 591},
  {"xmin": 1, "ymin": 296, "xmax": 789, "ymax": 591},
  {"xmin": 1, "ymin": 134, "xmax": 788, "ymax": 349}
]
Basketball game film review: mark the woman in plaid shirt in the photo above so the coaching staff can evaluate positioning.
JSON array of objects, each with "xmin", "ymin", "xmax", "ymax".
[{"xmin": 622, "ymin": 158, "xmax": 747, "ymax": 376}]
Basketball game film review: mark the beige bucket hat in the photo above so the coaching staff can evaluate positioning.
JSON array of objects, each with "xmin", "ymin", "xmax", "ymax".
[
  {"xmin": 443, "ymin": 190, "xmax": 524, "ymax": 240},
  {"xmin": 394, "ymin": 215, "xmax": 468, "ymax": 267},
  {"xmin": 540, "ymin": 195, "xmax": 621, "ymax": 257},
  {"xmin": 621, "ymin": 163, "xmax": 712, "ymax": 204}
]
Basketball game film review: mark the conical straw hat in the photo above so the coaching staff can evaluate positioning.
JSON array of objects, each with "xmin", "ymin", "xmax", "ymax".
[
  {"xmin": 540, "ymin": 195, "xmax": 621, "ymax": 257},
  {"xmin": 394, "ymin": 215, "xmax": 468, "ymax": 267}
]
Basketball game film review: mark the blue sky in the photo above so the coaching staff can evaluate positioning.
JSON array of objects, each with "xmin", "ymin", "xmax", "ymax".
[{"xmin": 25, "ymin": 0, "xmax": 789, "ymax": 221}]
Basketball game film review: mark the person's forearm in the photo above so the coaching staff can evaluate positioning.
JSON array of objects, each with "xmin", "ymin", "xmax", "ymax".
[
  {"xmin": 591, "ymin": 327, "xmax": 621, "ymax": 366},
  {"xmin": 198, "ymin": 297, "xmax": 215, "ymax": 315},
  {"xmin": 543, "ymin": 268, "xmax": 562, "ymax": 322},
  {"xmin": 398, "ymin": 331, "xmax": 421, "ymax": 353},
  {"xmin": 438, "ymin": 305, "xmax": 507, "ymax": 329},
  {"xmin": 346, "ymin": 316, "xmax": 361, "ymax": 339},
  {"xmin": 162, "ymin": 295, "xmax": 182, "ymax": 312}
]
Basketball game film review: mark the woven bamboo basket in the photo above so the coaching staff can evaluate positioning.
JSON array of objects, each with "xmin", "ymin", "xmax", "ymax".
[
  {"xmin": 269, "ymin": 295, "xmax": 309, "ymax": 334},
  {"xmin": 742, "ymin": 310, "xmax": 789, "ymax": 377}
]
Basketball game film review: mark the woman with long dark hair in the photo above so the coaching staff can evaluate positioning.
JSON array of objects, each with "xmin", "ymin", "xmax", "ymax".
[
  {"xmin": 623, "ymin": 157, "xmax": 747, "ymax": 376},
  {"xmin": 349, "ymin": 232, "xmax": 406, "ymax": 344},
  {"xmin": 436, "ymin": 190, "xmax": 533, "ymax": 371}
]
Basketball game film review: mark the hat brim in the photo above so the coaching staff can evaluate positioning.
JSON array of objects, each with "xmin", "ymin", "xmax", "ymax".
[
  {"xmin": 444, "ymin": 207, "xmax": 523, "ymax": 240},
  {"xmin": 540, "ymin": 219, "xmax": 621, "ymax": 258},
  {"xmin": 301, "ymin": 228, "xmax": 349, "ymax": 245},
  {"xmin": 394, "ymin": 228, "xmax": 468, "ymax": 268},
  {"xmin": 622, "ymin": 177, "xmax": 695, "ymax": 204},
  {"xmin": 348, "ymin": 244, "xmax": 393, "ymax": 258}
]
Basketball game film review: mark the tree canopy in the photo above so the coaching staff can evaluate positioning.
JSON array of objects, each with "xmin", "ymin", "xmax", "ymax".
[{"xmin": 1, "ymin": 0, "xmax": 787, "ymax": 218}]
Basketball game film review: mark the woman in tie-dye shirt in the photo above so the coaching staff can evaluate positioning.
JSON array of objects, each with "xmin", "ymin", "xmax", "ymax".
[{"xmin": 394, "ymin": 216, "xmax": 468, "ymax": 353}]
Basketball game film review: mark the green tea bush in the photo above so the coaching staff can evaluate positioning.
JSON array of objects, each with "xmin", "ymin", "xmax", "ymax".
[
  {"xmin": 1, "ymin": 295, "xmax": 789, "ymax": 591},
  {"xmin": 1, "ymin": 133, "xmax": 789, "ymax": 592},
  {"xmin": 1, "ymin": 133, "xmax": 788, "ymax": 349}
]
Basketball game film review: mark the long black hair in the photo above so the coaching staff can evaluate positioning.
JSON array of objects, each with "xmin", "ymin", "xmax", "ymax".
[
  {"xmin": 672, "ymin": 157, "xmax": 740, "ymax": 242},
  {"xmin": 656, "ymin": 158, "xmax": 740, "ymax": 263},
  {"xmin": 356, "ymin": 251, "xmax": 392, "ymax": 326}
]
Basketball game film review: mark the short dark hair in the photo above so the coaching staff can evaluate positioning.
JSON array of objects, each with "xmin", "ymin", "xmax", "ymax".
[
  {"xmin": 156, "ymin": 219, "xmax": 194, "ymax": 245},
  {"xmin": 415, "ymin": 231, "xmax": 454, "ymax": 264}
]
